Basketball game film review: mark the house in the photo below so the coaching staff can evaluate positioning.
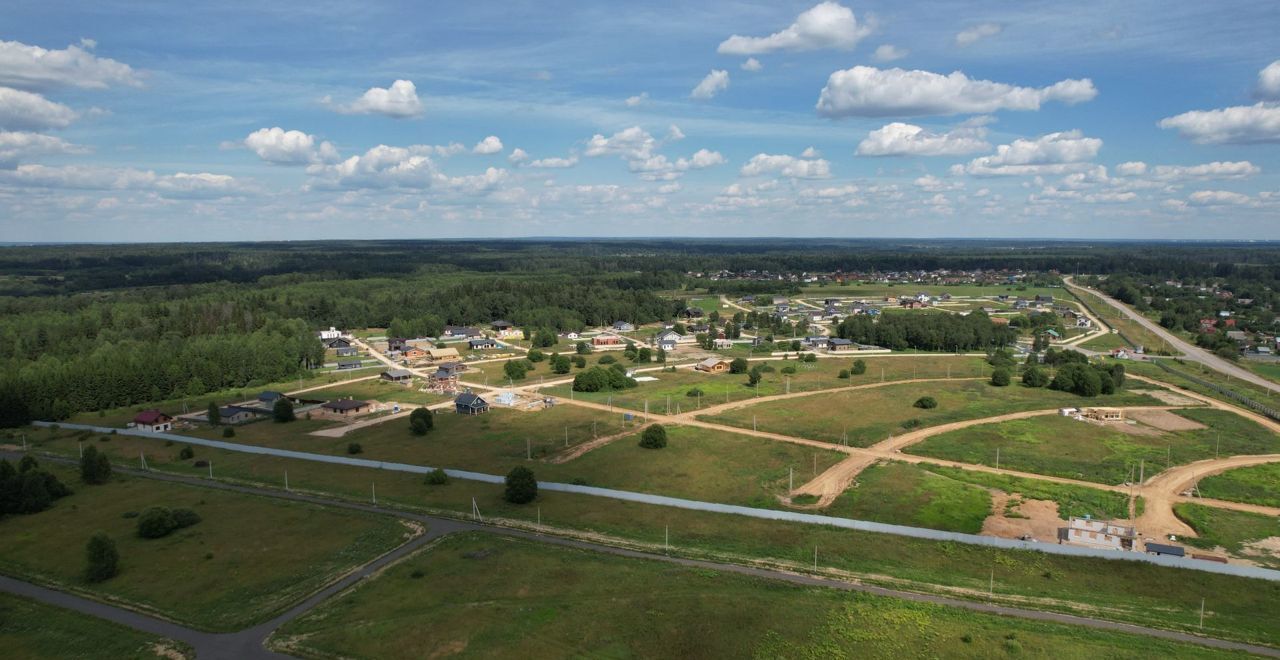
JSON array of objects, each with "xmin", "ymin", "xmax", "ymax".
[
  {"xmin": 751, "ymin": 336, "xmax": 767, "ymax": 347},
  {"xmin": 436, "ymin": 361, "xmax": 467, "ymax": 376},
  {"xmin": 321, "ymin": 399, "xmax": 371, "ymax": 417},
  {"xmin": 612, "ymin": 321, "xmax": 636, "ymax": 332},
  {"xmin": 336, "ymin": 359, "xmax": 363, "ymax": 370},
  {"xmin": 900, "ymin": 300, "xmax": 926, "ymax": 310},
  {"xmin": 490, "ymin": 320, "xmax": 520, "ymax": 338},
  {"xmin": 1064, "ymin": 517, "xmax": 1136, "ymax": 550},
  {"xmin": 387, "ymin": 338, "xmax": 409, "ymax": 353},
  {"xmin": 401, "ymin": 345, "xmax": 428, "ymax": 360},
  {"xmin": 1082, "ymin": 407, "xmax": 1124, "ymax": 422},
  {"xmin": 1226, "ymin": 330, "xmax": 1248, "ymax": 344},
  {"xmin": 654, "ymin": 329, "xmax": 681, "ymax": 352},
  {"xmin": 443, "ymin": 326, "xmax": 482, "ymax": 338},
  {"xmin": 823, "ymin": 298, "xmax": 841, "ymax": 306},
  {"xmin": 680, "ymin": 307, "xmax": 705, "ymax": 319},
  {"xmin": 1075, "ymin": 316, "xmax": 1093, "ymax": 328},
  {"xmin": 335, "ymin": 346, "xmax": 358, "ymax": 357},
  {"xmin": 827, "ymin": 338, "xmax": 856, "ymax": 352},
  {"xmin": 593, "ymin": 336, "xmax": 623, "ymax": 347},
  {"xmin": 469, "ymin": 337, "xmax": 498, "ymax": 350},
  {"xmin": 455, "ymin": 392, "xmax": 489, "ymax": 415},
  {"xmin": 1035, "ymin": 294, "xmax": 1054, "ymax": 304},
  {"xmin": 258, "ymin": 391, "xmax": 285, "ymax": 405},
  {"xmin": 775, "ymin": 303, "xmax": 791, "ymax": 313},
  {"xmin": 740, "ymin": 294, "xmax": 755, "ymax": 304},
  {"xmin": 713, "ymin": 338, "xmax": 734, "ymax": 349},
  {"xmin": 807, "ymin": 310, "xmax": 825, "ymax": 322},
  {"xmin": 990, "ymin": 317, "xmax": 1011, "ymax": 326},
  {"xmin": 218, "ymin": 405, "xmax": 263, "ymax": 425},
  {"xmin": 1110, "ymin": 348, "xmax": 1131, "ymax": 360},
  {"xmin": 1145, "ymin": 542, "xmax": 1185, "ymax": 558},
  {"xmin": 323, "ymin": 337, "xmax": 352, "ymax": 350},
  {"xmin": 316, "ymin": 327, "xmax": 343, "ymax": 341},
  {"xmin": 689, "ymin": 323, "xmax": 711, "ymax": 334},
  {"xmin": 381, "ymin": 368, "xmax": 414, "ymax": 384},
  {"xmin": 425, "ymin": 347, "xmax": 461, "ymax": 361},
  {"xmin": 772, "ymin": 296, "xmax": 788, "ymax": 306},
  {"xmin": 695, "ymin": 357, "xmax": 730, "ymax": 373},
  {"xmin": 132, "ymin": 410, "xmax": 173, "ymax": 432},
  {"xmin": 1045, "ymin": 329, "xmax": 1061, "ymax": 340}
]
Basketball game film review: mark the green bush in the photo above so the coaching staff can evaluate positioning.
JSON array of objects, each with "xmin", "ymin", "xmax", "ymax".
[
  {"xmin": 409, "ymin": 407, "xmax": 434, "ymax": 436},
  {"xmin": 178, "ymin": 445, "xmax": 194, "ymax": 460},
  {"xmin": 137, "ymin": 507, "xmax": 177, "ymax": 539},
  {"xmin": 913, "ymin": 396, "xmax": 937, "ymax": 409},
  {"xmin": 851, "ymin": 359, "xmax": 866, "ymax": 375},
  {"xmin": 639, "ymin": 424, "xmax": 668, "ymax": 449},
  {"xmin": 84, "ymin": 533, "xmax": 119, "ymax": 583},
  {"xmin": 729, "ymin": 358, "xmax": 749, "ymax": 374},
  {"xmin": 991, "ymin": 368, "xmax": 1011, "ymax": 387},
  {"xmin": 273, "ymin": 398, "xmax": 296, "ymax": 423},
  {"xmin": 79, "ymin": 445, "xmax": 112, "ymax": 485},
  {"xmin": 221, "ymin": 426, "xmax": 235, "ymax": 438},
  {"xmin": 424, "ymin": 468, "xmax": 449, "ymax": 485},
  {"xmin": 1021, "ymin": 366, "xmax": 1049, "ymax": 387},
  {"xmin": 837, "ymin": 369, "xmax": 850, "ymax": 379},
  {"xmin": 504, "ymin": 467, "xmax": 538, "ymax": 504},
  {"xmin": 347, "ymin": 442, "xmax": 363, "ymax": 455},
  {"xmin": 901, "ymin": 418, "xmax": 922, "ymax": 430},
  {"xmin": 685, "ymin": 387, "xmax": 704, "ymax": 398}
]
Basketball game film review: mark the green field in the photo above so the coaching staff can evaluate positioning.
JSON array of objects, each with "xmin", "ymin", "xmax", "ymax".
[
  {"xmin": 545, "ymin": 354, "xmax": 992, "ymax": 414},
  {"xmin": 699, "ymin": 379, "xmax": 1160, "ymax": 447},
  {"xmin": 1242, "ymin": 360, "xmax": 1280, "ymax": 386},
  {"xmin": 1174, "ymin": 503, "xmax": 1280, "ymax": 568},
  {"xmin": 1198, "ymin": 463, "xmax": 1280, "ymax": 508},
  {"xmin": 1123, "ymin": 359, "xmax": 1280, "ymax": 409},
  {"xmin": 0, "ymin": 591, "xmax": 187, "ymax": 660},
  {"xmin": 1080, "ymin": 331, "xmax": 1130, "ymax": 351},
  {"xmin": 272, "ymin": 532, "xmax": 1243, "ymax": 660},
  {"xmin": 22, "ymin": 428, "xmax": 1280, "ymax": 647},
  {"xmin": 906, "ymin": 408, "xmax": 1276, "ymax": 485},
  {"xmin": 0, "ymin": 462, "xmax": 409, "ymax": 631},
  {"xmin": 926, "ymin": 466, "xmax": 1138, "ymax": 520},
  {"xmin": 299, "ymin": 377, "xmax": 452, "ymax": 406},
  {"xmin": 824, "ymin": 462, "xmax": 992, "ymax": 533}
]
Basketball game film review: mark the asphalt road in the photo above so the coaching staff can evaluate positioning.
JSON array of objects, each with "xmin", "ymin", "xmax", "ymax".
[{"xmin": 3, "ymin": 453, "xmax": 1278, "ymax": 659}]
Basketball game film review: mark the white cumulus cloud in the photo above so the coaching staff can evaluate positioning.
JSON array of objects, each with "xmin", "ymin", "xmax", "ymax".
[
  {"xmin": 1115, "ymin": 161, "xmax": 1147, "ymax": 176},
  {"xmin": 1255, "ymin": 60, "xmax": 1280, "ymax": 100},
  {"xmin": 528, "ymin": 155, "xmax": 579, "ymax": 168},
  {"xmin": 955, "ymin": 23, "xmax": 1002, "ymax": 47},
  {"xmin": 873, "ymin": 44, "xmax": 908, "ymax": 62},
  {"xmin": 740, "ymin": 153, "xmax": 831, "ymax": 178},
  {"xmin": 332, "ymin": 80, "xmax": 424, "ymax": 118},
  {"xmin": 0, "ymin": 130, "xmax": 88, "ymax": 166},
  {"xmin": 472, "ymin": 135, "xmax": 503, "ymax": 155},
  {"xmin": 691, "ymin": 69, "xmax": 730, "ymax": 100},
  {"xmin": 0, "ymin": 164, "xmax": 252, "ymax": 198},
  {"xmin": 816, "ymin": 66, "xmax": 1097, "ymax": 117},
  {"xmin": 1188, "ymin": 190, "xmax": 1252, "ymax": 206},
  {"xmin": 741, "ymin": 58, "xmax": 763, "ymax": 72},
  {"xmin": 0, "ymin": 87, "xmax": 79, "ymax": 130},
  {"xmin": 717, "ymin": 2, "xmax": 872, "ymax": 55},
  {"xmin": 243, "ymin": 127, "xmax": 338, "ymax": 165},
  {"xmin": 1158, "ymin": 102, "xmax": 1280, "ymax": 144},
  {"xmin": 1149, "ymin": 161, "xmax": 1259, "ymax": 180},
  {"xmin": 856, "ymin": 122, "xmax": 990, "ymax": 156},
  {"xmin": 0, "ymin": 39, "xmax": 140, "ymax": 90},
  {"xmin": 625, "ymin": 92, "xmax": 648, "ymax": 107},
  {"xmin": 508, "ymin": 148, "xmax": 529, "ymax": 164},
  {"xmin": 954, "ymin": 130, "xmax": 1102, "ymax": 176}
]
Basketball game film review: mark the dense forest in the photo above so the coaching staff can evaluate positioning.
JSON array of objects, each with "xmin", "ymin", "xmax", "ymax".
[{"xmin": 1, "ymin": 240, "xmax": 1277, "ymax": 427}]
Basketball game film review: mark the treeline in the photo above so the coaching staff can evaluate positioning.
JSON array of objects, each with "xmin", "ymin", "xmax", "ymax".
[{"xmin": 835, "ymin": 312, "xmax": 1017, "ymax": 351}]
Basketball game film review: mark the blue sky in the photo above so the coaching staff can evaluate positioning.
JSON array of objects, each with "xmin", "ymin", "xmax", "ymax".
[{"xmin": 1, "ymin": 1, "xmax": 1278, "ymax": 241}]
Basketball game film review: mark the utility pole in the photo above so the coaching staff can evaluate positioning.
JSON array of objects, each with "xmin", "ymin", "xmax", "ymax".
[
  {"xmin": 1139, "ymin": 459, "xmax": 1144, "ymax": 484},
  {"xmin": 665, "ymin": 525, "xmax": 669, "ymax": 553},
  {"xmin": 285, "ymin": 470, "xmax": 289, "ymax": 492},
  {"xmin": 208, "ymin": 461, "xmax": 213, "ymax": 479},
  {"xmin": 753, "ymin": 415, "xmax": 757, "ymax": 432},
  {"xmin": 813, "ymin": 453, "xmax": 817, "ymax": 476},
  {"xmin": 1199, "ymin": 597, "xmax": 1205, "ymax": 630},
  {"xmin": 995, "ymin": 447, "xmax": 1000, "ymax": 470},
  {"xmin": 813, "ymin": 546, "xmax": 818, "ymax": 571},
  {"xmin": 565, "ymin": 427, "xmax": 569, "ymax": 447},
  {"xmin": 526, "ymin": 438, "xmax": 531, "ymax": 460},
  {"xmin": 989, "ymin": 569, "xmax": 994, "ymax": 595},
  {"xmin": 789, "ymin": 467, "xmax": 794, "ymax": 492},
  {"xmin": 372, "ymin": 482, "xmax": 377, "ymax": 505}
]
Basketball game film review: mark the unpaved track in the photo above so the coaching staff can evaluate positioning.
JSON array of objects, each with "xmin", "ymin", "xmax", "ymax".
[{"xmin": 543, "ymin": 428, "xmax": 639, "ymax": 464}]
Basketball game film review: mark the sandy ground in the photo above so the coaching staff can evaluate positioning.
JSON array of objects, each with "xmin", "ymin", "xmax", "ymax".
[
  {"xmin": 1131, "ymin": 388, "xmax": 1202, "ymax": 407},
  {"xmin": 1100, "ymin": 419, "xmax": 1165, "ymax": 437},
  {"xmin": 1127, "ymin": 409, "xmax": 1207, "ymax": 432},
  {"xmin": 1242, "ymin": 537, "xmax": 1280, "ymax": 566},
  {"xmin": 981, "ymin": 492, "xmax": 1065, "ymax": 543}
]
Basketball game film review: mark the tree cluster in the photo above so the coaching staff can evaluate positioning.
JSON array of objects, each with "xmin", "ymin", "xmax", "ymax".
[{"xmin": 0, "ymin": 456, "xmax": 72, "ymax": 517}]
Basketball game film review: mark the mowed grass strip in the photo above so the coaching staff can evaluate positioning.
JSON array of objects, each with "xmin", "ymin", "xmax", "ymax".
[
  {"xmin": 1198, "ymin": 463, "xmax": 1280, "ymax": 508},
  {"xmin": 0, "ymin": 462, "xmax": 409, "ymax": 631},
  {"xmin": 824, "ymin": 461, "xmax": 992, "ymax": 533},
  {"xmin": 700, "ymin": 379, "xmax": 1160, "ymax": 447},
  {"xmin": 0, "ymin": 591, "xmax": 187, "ymax": 660},
  {"xmin": 543, "ymin": 355, "xmax": 991, "ymax": 414},
  {"xmin": 23, "ymin": 427, "xmax": 1280, "ymax": 646},
  {"xmin": 272, "ymin": 532, "xmax": 1246, "ymax": 660},
  {"xmin": 1174, "ymin": 503, "xmax": 1280, "ymax": 569},
  {"xmin": 906, "ymin": 408, "xmax": 1277, "ymax": 485}
]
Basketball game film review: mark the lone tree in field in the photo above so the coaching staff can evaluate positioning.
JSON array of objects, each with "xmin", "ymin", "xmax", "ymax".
[
  {"xmin": 206, "ymin": 401, "xmax": 220, "ymax": 426},
  {"xmin": 639, "ymin": 424, "xmax": 668, "ymax": 449},
  {"xmin": 84, "ymin": 532, "xmax": 119, "ymax": 583},
  {"xmin": 409, "ymin": 407, "xmax": 434, "ymax": 436},
  {"xmin": 747, "ymin": 366, "xmax": 763, "ymax": 387},
  {"xmin": 79, "ymin": 445, "xmax": 112, "ymax": 485},
  {"xmin": 991, "ymin": 368, "xmax": 1011, "ymax": 387},
  {"xmin": 504, "ymin": 466, "xmax": 538, "ymax": 504},
  {"xmin": 273, "ymin": 398, "xmax": 295, "ymax": 423},
  {"xmin": 913, "ymin": 396, "xmax": 937, "ymax": 409},
  {"xmin": 851, "ymin": 359, "xmax": 867, "ymax": 375}
]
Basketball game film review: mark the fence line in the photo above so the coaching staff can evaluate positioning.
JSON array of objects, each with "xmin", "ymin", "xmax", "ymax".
[
  {"xmin": 1153, "ymin": 360, "xmax": 1280, "ymax": 421},
  {"xmin": 32, "ymin": 420, "xmax": 1280, "ymax": 583}
]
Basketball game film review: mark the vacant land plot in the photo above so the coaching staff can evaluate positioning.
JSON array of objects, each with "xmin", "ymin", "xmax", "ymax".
[
  {"xmin": 0, "ymin": 591, "xmax": 186, "ymax": 660},
  {"xmin": 272, "ymin": 532, "xmax": 1241, "ymax": 660},
  {"xmin": 824, "ymin": 461, "xmax": 992, "ymax": 533},
  {"xmin": 1175, "ymin": 503, "xmax": 1280, "ymax": 569},
  {"xmin": 545, "ymin": 355, "xmax": 991, "ymax": 414},
  {"xmin": 23, "ymin": 428, "xmax": 1280, "ymax": 646},
  {"xmin": 1198, "ymin": 463, "xmax": 1280, "ymax": 508},
  {"xmin": 300, "ymin": 378, "xmax": 451, "ymax": 406},
  {"xmin": 926, "ymin": 466, "xmax": 1137, "ymax": 521},
  {"xmin": 1080, "ymin": 332, "xmax": 1130, "ymax": 352},
  {"xmin": 907, "ymin": 409, "xmax": 1276, "ymax": 485},
  {"xmin": 0, "ymin": 463, "xmax": 409, "ymax": 631},
  {"xmin": 700, "ymin": 380, "xmax": 1160, "ymax": 447}
]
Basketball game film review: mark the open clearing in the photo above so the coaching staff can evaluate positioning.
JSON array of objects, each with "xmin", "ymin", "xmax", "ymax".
[
  {"xmin": 0, "ymin": 591, "xmax": 185, "ymax": 660},
  {"xmin": 1128, "ymin": 409, "xmax": 1207, "ymax": 432},
  {"xmin": 823, "ymin": 461, "xmax": 992, "ymax": 533},
  {"xmin": 0, "ymin": 462, "xmax": 409, "ymax": 631},
  {"xmin": 271, "ymin": 531, "xmax": 1244, "ymax": 660},
  {"xmin": 1198, "ymin": 463, "xmax": 1280, "ymax": 508},
  {"xmin": 698, "ymin": 379, "xmax": 1162, "ymax": 447},
  {"xmin": 906, "ymin": 408, "xmax": 1277, "ymax": 485},
  {"xmin": 1175, "ymin": 503, "xmax": 1280, "ymax": 569}
]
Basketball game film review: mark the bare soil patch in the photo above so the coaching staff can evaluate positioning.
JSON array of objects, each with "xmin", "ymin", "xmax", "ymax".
[
  {"xmin": 981, "ymin": 492, "xmax": 1065, "ymax": 543},
  {"xmin": 1132, "ymin": 388, "xmax": 1201, "ymax": 406},
  {"xmin": 1127, "ymin": 409, "xmax": 1207, "ymax": 432}
]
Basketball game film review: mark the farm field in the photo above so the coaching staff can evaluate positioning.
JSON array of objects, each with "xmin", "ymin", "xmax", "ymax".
[
  {"xmin": 544, "ymin": 354, "xmax": 992, "ymax": 414},
  {"xmin": 271, "ymin": 532, "xmax": 1244, "ymax": 660},
  {"xmin": 1197, "ymin": 463, "xmax": 1280, "ymax": 508},
  {"xmin": 0, "ymin": 461, "xmax": 410, "ymax": 631},
  {"xmin": 905, "ymin": 408, "xmax": 1277, "ymax": 485},
  {"xmin": 20, "ymin": 427, "xmax": 1280, "ymax": 646},
  {"xmin": 0, "ymin": 591, "xmax": 187, "ymax": 660},
  {"xmin": 823, "ymin": 461, "xmax": 992, "ymax": 533},
  {"xmin": 1174, "ymin": 504, "xmax": 1280, "ymax": 569},
  {"xmin": 698, "ymin": 379, "xmax": 1161, "ymax": 447}
]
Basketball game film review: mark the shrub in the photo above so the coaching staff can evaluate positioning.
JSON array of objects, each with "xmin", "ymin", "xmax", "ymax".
[
  {"xmin": 571, "ymin": 355, "xmax": 587, "ymax": 368},
  {"xmin": 347, "ymin": 442, "xmax": 363, "ymax": 455},
  {"xmin": 851, "ymin": 359, "xmax": 867, "ymax": 375},
  {"xmin": 780, "ymin": 365, "xmax": 797, "ymax": 375},
  {"xmin": 990, "ymin": 368, "xmax": 1011, "ymax": 387},
  {"xmin": 79, "ymin": 446, "xmax": 112, "ymax": 485},
  {"xmin": 171, "ymin": 508, "xmax": 202, "ymax": 529},
  {"xmin": 913, "ymin": 396, "xmax": 937, "ymax": 409},
  {"xmin": 178, "ymin": 445, "xmax": 194, "ymax": 460},
  {"xmin": 409, "ymin": 407, "xmax": 434, "ymax": 436},
  {"xmin": 424, "ymin": 468, "xmax": 449, "ymax": 485},
  {"xmin": 901, "ymin": 418, "xmax": 922, "ymax": 430},
  {"xmin": 504, "ymin": 467, "xmax": 538, "ymax": 504},
  {"xmin": 503, "ymin": 359, "xmax": 528, "ymax": 381},
  {"xmin": 222, "ymin": 427, "xmax": 235, "ymax": 438},
  {"xmin": 273, "ymin": 398, "xmax": 295, "ymax": 423},
  {"xmin": 1021, "ymin": 366, "xmax": 1049, "ymax": 388},
  {"xmin": 685, "ymin": 387, "xmax": 704, "ymax": 398},
  {"xmin": 527, "ymin": 348, "xmax": 546, "ymax": 363},
  {"xmin": 802, "ymin": 353, "xmax": 817, "ymax": 363},
  {"xmin": 137, "ymin": 507, "xmax": 178, "ymax": 539},
  {"xmin": 837, "ymin": 369, "xmax": 850, "ymax": 379},
  {"xmin": 598, "ymin": 355, "xmax": 617, "ymax": 365},
  {"xmin": 84, "ymin": 533, "xmax": 119, "ymax": 583},
  {"xmin": 639, "ymin": 424, "xmax": 668, "ymax": 449},
  {"xmin": 729, "ymin": 358, "xmax": 749, "ymax": 374}
]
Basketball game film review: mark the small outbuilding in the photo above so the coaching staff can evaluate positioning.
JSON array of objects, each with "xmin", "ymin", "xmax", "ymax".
[
  {"xmin": 455, "ymin": 392, "xmax": 490, "ymax": 415},
  {"xmin": 469, "ymin": 337, "xmax": 498, "ymax": 350},
  {"xmin": 1145, "ymin": 542, "xmax": 1186, "ymax": 558},
  {"xmin": 381, "ymin": 368, "xmax": 414, "ymax": 384}
]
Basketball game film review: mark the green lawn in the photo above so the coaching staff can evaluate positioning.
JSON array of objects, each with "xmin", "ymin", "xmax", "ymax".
[
  {"xmin": 0, "ymin": 591, "xmax": 187, "ymax": 659},
  {"xmin": 1242, "ymin": 360, "xmax": 1280, "ymax": 386},
  {"xmin": 0, "ymin": 461, "xmax": 410, "ymax": 631},
  {"xmin": 926, "ymin": 466, "xmax": 1138, "ymax": 520},
  {"xmin": 824, "ymin": 462, "xmax": 992, "ymax": 533},
  {"xmin": 22, "ymin": 427, "xmax": 1280, "ymax": 647},
  {"xmin": 1080, "ymin": 332, "xmax": 1130, "ymax": 351},
  {"xmin": 1198, "ymin": 463, "xmax": 1280, "ymax": 508},
  {"xmin": 545, "ymin": 354, "xmax": 992, "ymax": 415},
  {"xmin": 700, "ymin": 379, "xmax": 1160, "ymax": 448},
  {"xmin": 907, "ymin": 408, "xmax": 1276, "ymax": 485},
  {"xmin": 272, "ymin": 532, "xmax": 1244, "ymax": 660},
  {"xmin": 1175, "ymin": 503, "xmax": 1280, "ymax": 568},
  {"xmin": 293, "ymin": 377, "xmax": 452, "ymax": 406}
]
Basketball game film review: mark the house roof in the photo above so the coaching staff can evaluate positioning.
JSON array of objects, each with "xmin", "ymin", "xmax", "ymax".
[
  {"xmin": 133, "ymin": 410, "xmax": 171, "ymax": 424},
  {"xmin": 258, "ymin": 391, "xmax": 284, "ymax": 401},
  {"xmin": 828, "ymin": 338, "xmax": 853, "ymax": 345},
  {"xmin": 323, "ymin": 399, "xmax": 369, "ymax": 411},
  {"xmin": 426, "ymin": 348, "xmax": 461, "ymax": 359},
  {"xmin": 383, "ymin": 368, "xmax": 412, "ymax": 378},
  {"xmin": 1145, "ymin": 543, "xmax": 1185, "ymax": 556},
  {"xmin": 456, "ymin": 392, "xmax": 487, "ymax": 407},
  {"xmin": 337, "ymin": 359, "xmax": 362, "ymax": 367},
  {"xmin": 698, "ymin": 357, "xmax": 727, "ymax": 369}
]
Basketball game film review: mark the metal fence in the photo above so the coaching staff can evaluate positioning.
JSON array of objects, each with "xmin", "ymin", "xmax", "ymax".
[
  {"xmin": 34, "ymin": 421, "xmax": 1280, "ymax": 583},
  {"xmin": 1153, "ymin": 359, "xmax": 1280, "ymax": 421}
]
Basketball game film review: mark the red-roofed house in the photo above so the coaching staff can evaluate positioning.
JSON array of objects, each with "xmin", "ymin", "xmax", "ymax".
[{"xmin": 133, "ymin": 410, "xmax": 173, "ymax": 432}]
